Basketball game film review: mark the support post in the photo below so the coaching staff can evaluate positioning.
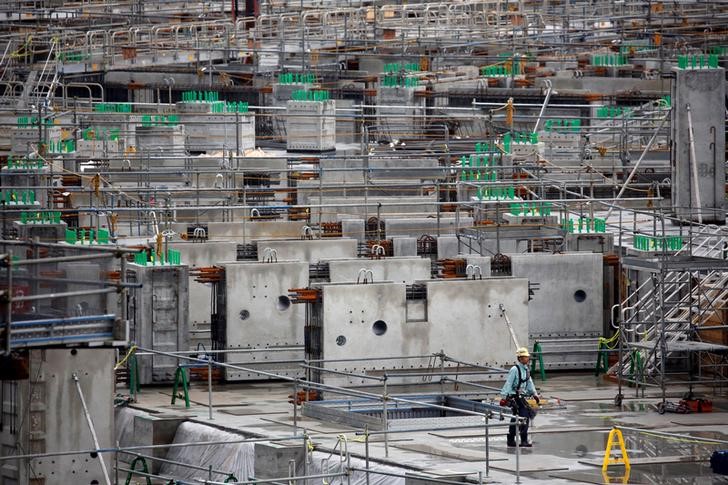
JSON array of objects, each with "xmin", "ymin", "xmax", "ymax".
[
  {"xmin": 207, "ymin": 358, "xmax": 213, "ymax": 420},
  {"xmin": 484, "ymin": 413, "xmax": 490, "ymax": 477},
  {"xmin": 3, "ymin": 254, "xmax": 12, "ymax": 355},
  {"xmin": 293, "ymin": 379, "xmax": 298, "ymax": 435},
  {"xmin": 515, "ymin": 417, "xmax": 521, "ymax": 484},
  {"xmin": 364, "ymin": 425, "xmax": 370, "ymax": 485},
  {"xmin": 382, "ymin": 373, "xmax": 389, "ymax": 457}
]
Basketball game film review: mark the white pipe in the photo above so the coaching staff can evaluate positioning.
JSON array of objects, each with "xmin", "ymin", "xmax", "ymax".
[
  {"xmin": 149, "ymin": 211, "xmax": 160, "ymax": 236},
  {"xmin": 498, "ymin": 304, "xmax": 520, "ymax": 349},
  {"xmin": 72, "ymin": 374, "xmax": 112, "ymax": 485},
  {"xmin": 605, "ymin": 115, "xmax": 668, "ymax": 221},
  {"xmin": 686, "ymin": 104, "xmax": 703, "ymax": 224},
  {"xmin": 533, "ymin": 79, "xmax": 553, "ymax": 132}
]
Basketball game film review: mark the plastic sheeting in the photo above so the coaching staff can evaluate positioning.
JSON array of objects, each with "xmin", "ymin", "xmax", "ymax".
[
  {"xmin": 160, "ymin": 421, "xmax": 254, "ymax": 483},
  {"xmin": 116, "ymin": 408, "xmax": 409, "ymax": 485},
  {"xmin": 159, "ymin": 421, "xmax": 406, "ymax": 485},
  {"xmin": 307, "ymin": 450, "xmax": 406, "ymax": 485},
  {"xmin": 114, "ymin": 406, "xmax": 148, "ymax": 450}
]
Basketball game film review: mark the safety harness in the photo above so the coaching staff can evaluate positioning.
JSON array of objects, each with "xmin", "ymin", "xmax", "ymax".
[{"xmin": 510, "ymin": 364, "xmax": 530, "ymax": 397}]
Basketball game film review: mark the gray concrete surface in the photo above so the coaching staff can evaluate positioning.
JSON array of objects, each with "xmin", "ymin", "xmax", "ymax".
[{"xmin": 122, "ymin": 372, "xmax": 728, "ymax": 485}]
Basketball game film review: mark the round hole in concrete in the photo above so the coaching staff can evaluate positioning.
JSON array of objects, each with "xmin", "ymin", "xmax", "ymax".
[
  {"xmin": 372, "ymin": 320, "xmax": 387, "ymax": 336},
  {"xmin": 574, "ymin": 289, "xmax": 587, "ymax": 302},
  {"xmin": 336, "ymin": 335, "xmax": 347, "ymax": 346},
  {"xmin": 276, "ymin": 295, "xmax": 291, "ymax": 311},
  {"xmin": 239, "ymin": 309, "xmax": 250, "ymax": 320}
]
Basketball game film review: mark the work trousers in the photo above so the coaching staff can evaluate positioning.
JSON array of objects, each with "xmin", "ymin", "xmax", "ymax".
[{"xmin": 507, "ymin": 396, "xmax": 530, "ymax": 444}]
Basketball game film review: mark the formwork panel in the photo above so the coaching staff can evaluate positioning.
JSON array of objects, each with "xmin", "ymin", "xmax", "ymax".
[{"xmin": 128, "ymin": 263, "xmax": 190, "ymax": 384}]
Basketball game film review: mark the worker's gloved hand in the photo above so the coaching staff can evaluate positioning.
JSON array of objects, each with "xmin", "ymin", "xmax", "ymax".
[
  {"xmin": 533, "ymin": 394, "xmax": 541, "ymax": 405},
  {"xmin": 499, "ymin": 398, "xmax": 508, "ymax": 407}
]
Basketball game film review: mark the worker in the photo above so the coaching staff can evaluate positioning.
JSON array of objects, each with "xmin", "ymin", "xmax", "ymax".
[{"xmin": 500, "ymin": 347, "xmax": 540, "ymax": 447}]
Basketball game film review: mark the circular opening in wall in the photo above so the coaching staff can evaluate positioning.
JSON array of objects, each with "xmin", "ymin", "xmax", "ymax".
[
  {"xmin": 239, "ymin": 309, "xmax": 250, "ymax": 321},
  {"xmin": 276, "ymin": 295, "xmax": 292, "ymax": 311},
  {"xmin": 574, "ymin": 290, "xmax": 587, "ymax": 303},
  {"xmin": 372, "ymin": 320, "xmax": 388, "ymax": 336},
  {"xmin": 336, "ymin": 335, "xmax": 347, "ymax": 346}
]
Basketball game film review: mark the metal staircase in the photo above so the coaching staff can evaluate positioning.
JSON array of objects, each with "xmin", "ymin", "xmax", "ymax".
[
  {"xmin": 16, "ymin": 40, "xmax": 59, "ymax": 110},
  {"xmin": 608, "ymin": 224, "xmax": 728, "ymax": 383}
]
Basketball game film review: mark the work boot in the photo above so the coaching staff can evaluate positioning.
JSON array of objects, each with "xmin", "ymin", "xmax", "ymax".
[
  {"xmin": 507, "ymin": 438, "xmax": 517, "ymax": 447},
  {"xmin": 519, "ymin": 442, "xmax": 533, "ymax": 448}
]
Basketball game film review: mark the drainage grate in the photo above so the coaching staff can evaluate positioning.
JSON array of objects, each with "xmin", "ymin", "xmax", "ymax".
[{"xmin": 303, "ymin": 394, "xmax": 507, "ymax": 431}]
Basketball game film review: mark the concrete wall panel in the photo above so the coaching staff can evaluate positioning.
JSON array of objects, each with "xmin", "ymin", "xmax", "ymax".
[
  {"xmin": 256, "ymin": 239, "xmax": 357, "ymax": 263},
  {"xmin": 221, "ymin": 261, "xmax": 308, "ymax": 380},
  {"xmin": 327, "ymin": 257, "xmax": 431, "ymax": 285},
  {"xmin": 510, "ymin": 252, "xmax": 603, "ymax": 337}
]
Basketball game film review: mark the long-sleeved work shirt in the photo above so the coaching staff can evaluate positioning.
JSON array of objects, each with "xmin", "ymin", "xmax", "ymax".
[{"xmin": 500, "ymin": 362, "xmax": 536, "ymax": 398}]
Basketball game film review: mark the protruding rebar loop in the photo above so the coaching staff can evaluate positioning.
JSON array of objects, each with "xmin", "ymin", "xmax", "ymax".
[
  {"xmin": 262, "ymin": 247, "xmax": 278, "ymax": 263},
  {"xmin": 356, "ymin": 268, "xmax": 374, "ymax": 284}
]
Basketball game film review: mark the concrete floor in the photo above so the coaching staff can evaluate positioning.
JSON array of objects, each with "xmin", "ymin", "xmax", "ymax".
[{"xmin": 125, "ymin": 372, "xmax": 728, "ymax": 484}]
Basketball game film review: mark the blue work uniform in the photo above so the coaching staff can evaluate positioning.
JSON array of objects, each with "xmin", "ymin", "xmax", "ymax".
[
  {"xmin": 500, "ymin": 362, "xmax": 536, "ymax": 398},
  {"xmin": 500, "ymin": 362, "xmax": 536, "ymax": 445}
]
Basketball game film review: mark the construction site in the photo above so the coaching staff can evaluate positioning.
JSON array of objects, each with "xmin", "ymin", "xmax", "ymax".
[{"xmin": 1, "ymin": 0, "xmax": 728, "ymax": 483}]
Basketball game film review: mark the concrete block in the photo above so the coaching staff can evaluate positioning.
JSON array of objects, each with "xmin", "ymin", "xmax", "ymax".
[
  {"xmin": 384, "ymin": 216, "xmax": 470, "ymax": 238},
  {"xmin": 341, "ymin": 218, "xmax": 365, "ymax": 242},
  {"xmin": 304, "ymin": 196, "xmax": 437, "ymax": 224},
  {"xmin": 254, "ymin": 442, "xmax": 305, "ymax": 479},
  {"xmin": 1, "ymin": 349, "xmax": 115, "ymax": 484},
  {"xmin": 367, "ymin": 156, "xmax": 444, "ymax": 181},
  {"xmin": 171, "ymin": 241, "xmax": 238, "ymax": 328},
  {"xmin": 564, "ymin": 233, "xmax": 614, "ymax": 253},
  {"xmin": 312, "ymin": 277, "xmax": 529, "ymax": 385},
  {"xmin": 437, "ymin": 234, "xmax": 523, "ymax": 258},
  {"xmin": 180, "ymin": 113, "xmax": 255, "ymax": 153},
  {"xmin": 465, "ymin": 256, "xmax": 492, "ymax": 277},
  {"xmin": 671, "ymin": 67, "xmax": 726, "ymax": 223},
  {"xmin": 510, "ymin": 252, "xmax": 603, "ymax": 338},
  {"xmin": 133, "ymin": 415, "xmax": 186, "ymax": 473},
  {"xmin": 13, "ymin": 221, "xmax": 67, "ymax": 242},
  {"xmin": 327, "ymin": 257, "xmax": 431, "ymax": 284},
  {"xmin": 219, "ymin": 261, "xmax": 308, "ymax": 380},
  {"xmin": 170, "ymin": 221, "xmax": 307, "ymax": 242},
  {"xmin": 503, "ymin": 213, "xmax": 558, "ymax": 225},
  {"xmin": 255, "ymin": 239, "xmax": 358, "ymax": 263},
  {"xmin": 286, "ymin": 99, "xmax": 336, "ymax": 151},
  {"xmin": 393, "ymin": 237, "xmax": 417, "ymax": 256},
  {"xmin": 136, "ymin": 125, "xmax": 186, "ymax": 154},
  {"xmin": 437, "ymin": 236, "xmax": 460, "ymax": 259}
]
